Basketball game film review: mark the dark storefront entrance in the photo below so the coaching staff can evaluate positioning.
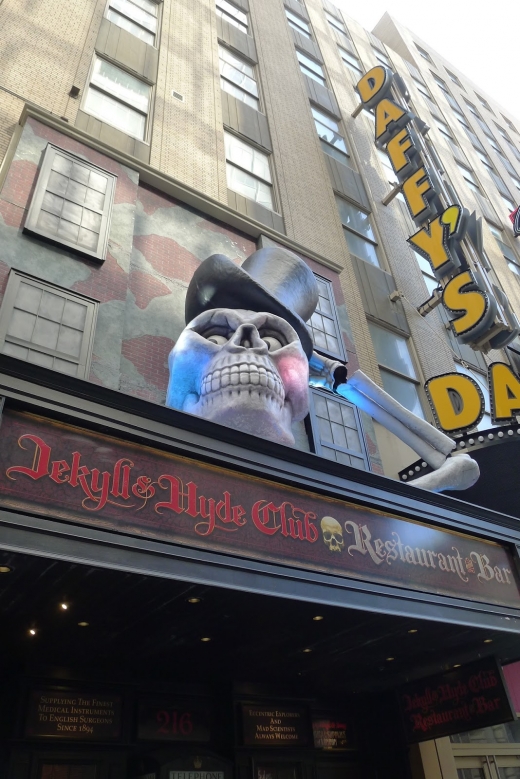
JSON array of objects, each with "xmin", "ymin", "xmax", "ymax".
[{"xmin": 1, "ymin": 359, "xmax": 520, "ymax": 779}]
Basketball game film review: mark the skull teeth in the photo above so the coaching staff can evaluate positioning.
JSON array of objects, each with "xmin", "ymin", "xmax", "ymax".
[{"xmin": 201, "ymin": 363, "xmax": 284, "ymax": 401}]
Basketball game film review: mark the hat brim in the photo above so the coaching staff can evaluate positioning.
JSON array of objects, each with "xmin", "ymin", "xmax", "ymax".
[{"xmin": 185, "ymin": 254, "xmax": 314, "ymax": 358}]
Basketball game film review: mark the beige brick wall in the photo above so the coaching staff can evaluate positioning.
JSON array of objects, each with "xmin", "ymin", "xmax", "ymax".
[{"xmin": 150, "ymin": 0, "xmax": 228, "ymax": 202}]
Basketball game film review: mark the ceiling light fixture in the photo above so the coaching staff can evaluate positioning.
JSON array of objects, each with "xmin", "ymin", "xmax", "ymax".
[
  {"xmin": 60, "ymin": 603, "xmax": 68, "ymax": 610},
  {"xmin": 201, "ymin": 637, "xmax": 211, "ymax": 642},
  {"xmin": 484, "ymin": 639, "xmax": 493, "ymax": 643},
  {"xmin": 0, "ymin": 565, "xmax": 12, "ymax": 573},
  {"xmin": 408, "ymin": 629, "xmax": 418, "ymax": 633},
  {"xmin": 188, "ymin": 597, "xmax": 201, "ymax": 604},
  {"xmin": 78, "ymin": 621, "xmax": 89, "ymax": 627},
  {"xmin": 29, "ymin": 629, "xmax": 36, "ymax": 636},
  {"xmin": 453, "ymin": 664, "xmax": 461, "ymax": 668},
  {"xmin": 312, "ymin": 615, "xmax": 324, "ymax": 621},
  {"xmin": 303, "ymin": 648, "xmax": 312, "ymax": 653},
  {"xmin": 386, "ymin": 657, "xmax": 395, "ymax": 661}
]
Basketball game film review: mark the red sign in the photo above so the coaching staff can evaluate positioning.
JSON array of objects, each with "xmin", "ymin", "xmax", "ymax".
[
  {"xmin": 137, "ymin": 697, "xmax": 211, "ymax": 741},
  {"xmin": 398, "ymin": 657, "xmax": 516, "ymax": 742},
  {"xmin": 1, "ymin": 410, "xmax": 520, "ymax": 609}
]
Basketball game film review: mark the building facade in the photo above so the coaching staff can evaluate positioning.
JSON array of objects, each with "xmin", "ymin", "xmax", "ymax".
[{"xmin": 1, "ymin": 1, "xmax": 520, "ymax": 778}]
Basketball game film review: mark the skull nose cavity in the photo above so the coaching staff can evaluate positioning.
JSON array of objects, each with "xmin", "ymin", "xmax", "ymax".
[{"xmin": 232, "ymin": 324, "xmax": 264, "ymax": 350}]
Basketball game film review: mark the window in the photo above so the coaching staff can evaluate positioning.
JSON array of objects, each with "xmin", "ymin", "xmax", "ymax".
[
  {"xmin": 495, "ymin": 124, "xmax": 510, "ymax": 142},
  {"xmin": 433, "ymin": 117, "xmax": 459, "ymax": 153},
  {"xmin": 503, "ymin": 115, "xmax": 518, "ymax": 135},
  {"xmin": 311, "ymin": 107, "xmax": 348, "ymax": 163},
  {"xmin": 376, "ymin": 149, "xmax": 405, "ymax": 202},
  {"xmin": 511, "ymin": 175, "xmax": 520, "ymax": 192},
  {"xmin": 219, "ymin": 45, "xmax": 259, "ymax": 110},
  {"xmin": 413, "ymin": 78, "xmax": 435, "ymax": 108},
  {"xmin": 224, "ymin": 132, "xmax": 274, "ymax": 210},
  {"xmin": 310, "ymin": 389, "xmax": 368, "ymax": 469},
  {"xmin": 339, "ymin": 47, "xmax": 362, "ymax": 77},
  {"xmin": 488, "ymin": 137, "xmax": 505, "ymax": 157},
  {"xmin": 0, "ymin": 271, "xmax": 97, "ymax": 378},
  {"xmin": 285, "ymin": 8, "xmax": 311, "ymax": 38},
  {"xmin": 432, "ymin": 74, "xmax": 448, "ymax": 94},
  {"xmin": 476, "ymin": 93, "xmax": 491, "ymax": 112},
  {"xmin": 325, "ymin": 11, "xmax": 350, "ymax": 46},
  {"xmin": 456, "ymin": 162, "xmax": 481, "ymax": 194},
  {"xmin": 446, "ymin": 69, "xmax": 463, "ymax": 88},
  {"xmin": 296, "ymin": 50, "xmax": 326, "ymax": 85},
  {"xmin": 215, "ymin": 0, "xmax": 248, "ymax": 34},
  {"xmin": 489, "ymin": 224, "xmax": 520, "ymax": 277},
  {"xmin": 374, "ymin": 48, "xmax": 392, "ymax": 68},
  {"xmin": 106, "ymin": 0, "xmax": 158, "ymax": 45},
  {"xmin": 413, "ymin": 249, "xmax": 438, "ymax": 295},
  {"xmin": 415, "ymin": 43, "xmax": 432, "ymax": 63},
  {"xmin": 368, "ymin": 322, "xmax": 425, "ymax": 418},
  {"xmin": 501, "ymin": 194, "xmax": 516, "ymax": 213},
  {"xmin": 84, "ymin": 56, "xmax": 151, "ymax": 140},
  {"xmin": 307, "ymin": 275, "xmax": 346, "ymax": 360},
  {"xmin": 24, "ymin": 145, "xmax": 115, "ymax": 261},
  {"xmin": 335, "ymin": 197, "xmax": 381, "ymax": 267}
]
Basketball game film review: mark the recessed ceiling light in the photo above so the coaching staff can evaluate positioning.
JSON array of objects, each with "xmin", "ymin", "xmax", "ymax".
[
  {"xmin": 303, "ymin": 648, "xmax": 312, "ymax": 653},
  {"xmin": 0, "ymin": 565, "xmax": 12, "ymax": 573},
  {"xmin": 188, "ymin": 597, "xmax": 201, "ymax": 604},
  {"xmin": 408, "ymin": 629, "xmax": 418, "ymax": 634},
  {"xmin": 484, "ymin": 638, "xmax": 493, "ymax": 643},
  {"xmin": 312, "ymin": 615, "xmax": 324, "ymax": 621},
  {"xmin": 201, "ymin": 637, "xmax": 211, "ymax": 642},
  {"xmin": 78, "ymin": 621, "xmax": 89, "ymax": 627},
  {"xmin": 453, "ymin": 664, "xmax": 461, "ymax": 668},
  {"xmin": 386, "ymin": 657, "xmax": 395, "ymax": 661},
  {"xmin": 29, "ymin": 629, "xmax": 36, "ymax": 636},
  {"xmin": 60, "ymin": 603, "xmax": 68, "ymax": 610}
]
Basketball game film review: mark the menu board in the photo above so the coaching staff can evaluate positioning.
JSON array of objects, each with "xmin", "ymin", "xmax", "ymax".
[
  {"xmin": 25, "ymin": 690, "xmax": 122, "ymax": 739},
  {"xmin": 242, "ymin": 705, "xmax": 309, "ymax": 746}
]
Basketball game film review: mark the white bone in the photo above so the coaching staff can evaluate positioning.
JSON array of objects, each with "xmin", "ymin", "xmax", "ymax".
[{"xmin": 411, "ymin": 454, "xmax": 480, "ymax": 491}]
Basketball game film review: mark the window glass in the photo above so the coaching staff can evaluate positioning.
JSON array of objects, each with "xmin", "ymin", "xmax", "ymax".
[
  {"xmin": 216, "ymin": 0, "xmax": 248, "ymax": 33},
  {"xmin": 219, "ymin": 45, "xmax": 259, "ymax": 109},
  {"xmin": 376, "ymin": 149, "xmax": 398, "ymax": 185},
  {"xmin": 86, "ymin": 57, "xmax": 151, "ymax": 139},
  {"xmin": 296, "ymin": 51, "xmax": 325, "ymax": 85},
  {"xmin": 107, "ymin": 0, "xmax": 157, "ymax": 43},
  {"xmin": 311, "ymin": 107, "xmax": 348, "ymax": 160},
  {"xmin": 374, "ymin": 49, "xmax": 391, "ymax": 67},
  {"xmin": 368, "ymin": 322, "xmax": 417, "ymax": 379},
  {"xmin": 339, "ymin": 47, "xmax": 362, "ymax": 76},
  {"xmin": 325, "ymin": 11, "xmax": 346, "ymax": 34},
  {"xmin": 502, "ymin": 194, "xmax": 515, "ymax": 212},
  {"xmin": 335, "ymin": 198, "xmax": 375, "ymax": 241},
  {"xmin": 415, "ymin": 43, "xmax": 432, "ymax": 62},
  {"xmin": 311, "ymin": 390, "xmax": 367, "ymax": 470},
  {"xmin": 224, "ymin": 132, "xmax": 273, "ymax": 210},
  {"xmin": 285, "ymin": 9, "xmax": 311, "ymax": 38},
  {"xmin": 307, "ymin": 275, "xmax": 345, "ymax": 359},
  {"xmin": 432, "ymin": 74, "xmax": 448, "ymax": 93},
  {"xmin": 379, "ymin": 369, "xmax": 425, "ymax": 418},
  {"xmin": 456, "ymin": 163, "xmax": 481, "ymax": 193},
  {"xmin": 91, "ymin": 57, "xmax": 150, "ymax": 112},
  {"xmin": 446, "ymin": 69, "xmax": 462, "ymax": 87}
]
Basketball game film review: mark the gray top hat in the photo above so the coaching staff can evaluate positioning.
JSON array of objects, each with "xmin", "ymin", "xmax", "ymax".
[{"xmin": 185, "ymin": 247, "xmax": 319, "ymax": 358}]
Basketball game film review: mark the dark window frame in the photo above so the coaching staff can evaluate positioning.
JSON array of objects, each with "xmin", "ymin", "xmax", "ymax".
[
  {"xmin": 0, "ymin": 269, "xmax": 98, "ymax": 379},
  {"xmin": 24, "ymin": 144, "xmax": 116, "ymax": 262},
  {"xmin": 309, "ymin": 387, "xmax": 369, "ymax": 471},
  {"xmin": 307, "ymin": 273, "xmax": 347, "ymax": 362}
]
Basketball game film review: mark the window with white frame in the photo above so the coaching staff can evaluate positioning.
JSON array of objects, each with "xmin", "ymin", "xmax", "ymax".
[
  {"xmin": 433, "ymin": 117, "xmax": 459, "ymax": 154},
  {"xmin": 339, "ymin": 47, "xmax": 362, "ymax": 77},
  {"xmin": 285, "ymin": 8, "xmax": 311, "ymax": 38},
  {"xmin": 376, "ymin": 148, "xmax": 405, "ymax": 202},
  {"xmin": 307, "ymin": 275, "xmax": 346, "ymax": 360},
  {"xmin": 224, "ymin": 132, "xmax": 274, "ymax": 210},
  {"xmin": 432, "ymin": 73, "xmax": 448, "ymax": 94},
  {"xmin": 415, "ymin": 43, "xmax": 432, "ymax": 62},
  {"xmin": 412, "ymin": 249, "xmax": 438, "ymax": 295},
  {"xmin": 216, "ymin": 0, "xmax": 248, "ymax": 34},
  {"xmin": 335, "ymin": 197, "xmax": 381, "ymax": 267},
  {"xmin": 84, "ymin": 56, "xmax": 151, "ymax": 140},
  {"xmin": 106, "ymin": 0, "xmax": 158, "ymax": 45},
  {"xmin": 368, "ymin": 321, "xmax": 425, "ymax": 418},
  {"xmin": 219, "ymin": 45, "xmax": 259, "ymax": 110},
  {"xmin": 413, "ymin": 78, "xmax": 436, "ymax": 108},
  {"xmin": 324, "ymin": 11, "xmax": 350, "ymax": 46},
  {"xmin": 503, "ymin": 115, "xmax": 519, "ymax": 135},
  {"xmin": 311, "ymin": 107, "xmax": 348, "ymax": 164},
  {"xmin": 501, "ymin": 194, "xmax": 516, "ymax": 213},
  {"xmin": 456, "ymin": 162, "xmax": 482, "ymax": 195},
  {"xmin": 373, "ymin": 47, "xmax": 391, "ymax": 68},
  {"xmin": 476, "ymin": 93, "xmax": 492, "ymax": 112},
  {"xmin": 0, "ymin": 271, "xmax": 98, "ymax": 379},
  {"xmin": 296, "ymin": 50, "xmax": 326, "ymax": 85}
]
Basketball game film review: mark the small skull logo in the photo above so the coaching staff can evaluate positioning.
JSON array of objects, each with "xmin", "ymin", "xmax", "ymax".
[{"xmin": 320, "ymin": 515, "xmax": 344, "ymax": 553}]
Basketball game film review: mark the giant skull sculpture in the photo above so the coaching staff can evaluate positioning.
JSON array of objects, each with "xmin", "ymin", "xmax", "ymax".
[
  {"xmin": 166, "ymin": 247, "xmax": 480, "ymax": 493},
  {"xmin": 166, "ymin": 308, "xmax": 310, "ymax": 446}
]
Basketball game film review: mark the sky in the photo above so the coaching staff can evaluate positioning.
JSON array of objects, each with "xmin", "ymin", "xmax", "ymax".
[{"xmin": 335, "ymin": 0, "xmax": 519, "ymax": 121}]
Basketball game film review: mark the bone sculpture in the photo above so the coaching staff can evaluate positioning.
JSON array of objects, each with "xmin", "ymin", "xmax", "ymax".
[{"xmin": 166, "ymin": 247, "xmax": 479, "ymax": 493}]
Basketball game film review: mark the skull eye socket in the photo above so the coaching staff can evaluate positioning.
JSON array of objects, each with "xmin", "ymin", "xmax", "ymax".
[
  {"xmin": 203, "ymin": 331, "xmax": 229, "ymax": 345},
  {"xmin": 260, "ymin": 333, "xmax": 285, "ymax": 351}
]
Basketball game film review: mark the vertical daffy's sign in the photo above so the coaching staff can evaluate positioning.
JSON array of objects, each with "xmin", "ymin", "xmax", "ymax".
[
  {"xmin": 398, "ymin": 657, "xmax": 516, "ymax": 742},
  {"xmin": 355, "ymin": 66, "xmax": 519, "ymax": 354}
]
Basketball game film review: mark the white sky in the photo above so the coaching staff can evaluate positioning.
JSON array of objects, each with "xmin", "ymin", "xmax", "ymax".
[{"xmin": 335, "ymin": 0, "xmax": 519, "ymax": 122}]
